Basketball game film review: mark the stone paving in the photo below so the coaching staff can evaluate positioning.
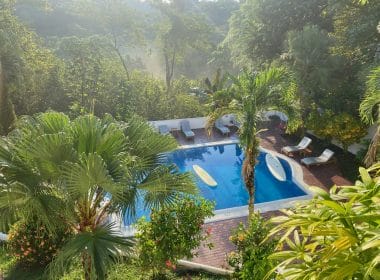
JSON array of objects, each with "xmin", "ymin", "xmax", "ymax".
[{"xmin": 173, "ymin": 126, "xmax": 352, "ymax": 269}]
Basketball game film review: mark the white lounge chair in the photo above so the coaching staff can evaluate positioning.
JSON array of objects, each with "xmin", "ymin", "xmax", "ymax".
[
  {"xmin": 158, "ymin": 125, "xmax": 170, "ymax": 135},
  {"xmin": 215, "ymin": 119, "xmax": 230, "ymax": 136},
  {"xmin": 301, "ymin": 149, "xmax": 335, "ymax": 167},
  {"xmin": 180, "ymin": 120, "xmax": 195, "ymax": 140},
  {"xmin": 281, "ymin": 137, "xmax": 312, "ymax": 156}
]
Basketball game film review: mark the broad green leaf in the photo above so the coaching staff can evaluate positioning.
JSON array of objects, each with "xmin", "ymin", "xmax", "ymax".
[
  {"xmin": 328, "ymin": 262, "xmax": 360, "ymax": 280},
  {"xmin": 320, "ymin": 200, "xmax": 346, "ymax": 214}
]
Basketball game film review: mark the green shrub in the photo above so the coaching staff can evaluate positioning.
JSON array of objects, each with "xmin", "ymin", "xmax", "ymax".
[
  {"xmin": 228, "ymin": 213, "xmax": 277, "ymax": 280},
  {"xmin": 1, "ymin": 241, "xmax": 15, "ymax": 278},
  {"xmin": 267, "ymin": 166, "xmax": 380, "ymax": 279},
  {"xmin": 136, "ymin": 196, "xmax": 214, "ymax": 279},
  {"xmin": 307, "ymin": 111, "xmax": 367, "ymax": 151},
  {"xmin": 7, "ymin": 219, "xmax": 72, "ymax": 268}
]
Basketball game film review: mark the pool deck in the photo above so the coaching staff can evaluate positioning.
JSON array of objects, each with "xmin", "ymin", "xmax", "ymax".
[{"xmin": 173, "ymin": 127, "xmax": 352, "ymax": 269}]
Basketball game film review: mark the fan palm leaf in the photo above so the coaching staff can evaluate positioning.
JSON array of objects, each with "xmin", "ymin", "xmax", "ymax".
[
  {"xmin": 47, "ymin": 223, "xmax": 132, "ymax": 280},
  {"xmin": 0, "ymin": 112, "xmax": 196, "ymax": 278}
]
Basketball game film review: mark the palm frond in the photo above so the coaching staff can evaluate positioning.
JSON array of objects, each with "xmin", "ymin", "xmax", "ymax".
[
  {"xmin": 62, "ymin": 153, "xmax": 124, "ymax": 202},
  {"xmin": 25, "ymin": 133, "xmax": 76, "ymax": 178},
  {"xmin": 138, "ymin": 164, "xmax": 197, "ymax": 210},
  {"xmin": 0, "ymin": 181, "xmax": 68, "ymax": 233},
  {"xmin": 360, "ymin": 66, "xmax": 380, "ymax": 167},
  {"xmin": 35, "ymin": 111, "xmax": 70, "ymax": 134},
  {"xmin": 360, "ymin": 66, "xmax": 380, "ymax": 125},
  {"xmin": 123, "ymin": 115, "xmax": 178, "ymax": 157},
  {"xmin": 47, "ymin": 223, "xmax": 132, "ymax": 280}
]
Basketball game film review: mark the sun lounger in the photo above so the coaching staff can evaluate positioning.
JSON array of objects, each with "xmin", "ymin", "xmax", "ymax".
[
  {"xmin": 158, "ymin": 124, "xmax": 170, "ymax": 135},
  {"xmin": 215, "ymin": 119, "xmax": 230, "ymax": 136},
  {"xmin": 281, "ymin": 137, "xmax": 312, "ymax": 155},
  {"xmin": 301, "ymin": 149, "xmax": 335, "ymax": 167},
  {"xmin": 180, "ymin": 120, "xmax": 195, "ymax": 140}
]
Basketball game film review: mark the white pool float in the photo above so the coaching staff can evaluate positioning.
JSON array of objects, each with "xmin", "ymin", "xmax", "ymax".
[
  {"xmin": 265, "ymin": 153, "xmax": 286, "ymax": 181},
  {"xmin": 192, "ymin": 165, "xmax": 217, "ymax": 187}
]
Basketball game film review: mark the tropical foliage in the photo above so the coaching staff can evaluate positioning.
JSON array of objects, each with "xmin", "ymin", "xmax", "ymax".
[
  {"xmin": 308, "ymin": 111, "xmax": 367, "ymax": 151},
  {"xmin": 0, "ymin": 59, "xmax": 16, "ymax": 135},
  {"xmin": 136, "ymin": 196, "xmax": 214, "ymax": 279},
  {"xmin": 224, "ymin": 0, "xmax": 378, "ymax": 149},
  {"xmin": 151, "ymin": 0, "xmax": 213, "ymax": 90},
  {"xmin": 207, "ymin": 67, "xmax": 301, "ymax": 216},
  {"xmin": 228, "ymin": 213, "xmax": 277, "ymax": 280},
  {"xmin": 360, "ymin": 66, "xmax": 380, "ymax": 167},
  {"xmin": 225, "ymin": 0, "xmax": 331, "ymax": 67},
  {"xmin": 266, "ymin": 165, "xmax": 380, "ymax": 279},
  {"xmin": 0, "ymin": 0, "xmax": 379, "ymax": 278},
  {"xmin": 0, "ymin": 112, "xmax": 196, "ymax": 279},
  {"xmin": 7, "ymin": 218, "xmax": 72, "ymax": 268}
]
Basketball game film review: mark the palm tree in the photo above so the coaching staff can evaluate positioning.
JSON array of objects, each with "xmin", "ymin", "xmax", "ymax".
[
  {"xmin": 207, "ymin": 67, "xmax": 300, "ymax": 217},
  {"xmin": 0, "ymin": 112, "xmax": 196, "ymax": 280},
  {"xmin": 360, "ymin": 66, "xmax": 380, "ymax": 167},
  {"xmin": 204, "ymin": 68, "xmax": 228, "ymax": 95}
]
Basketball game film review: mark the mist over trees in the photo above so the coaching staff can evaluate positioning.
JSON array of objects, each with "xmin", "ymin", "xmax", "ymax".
[
  {"xmin": 0, "ymin": 0, "xmax": 379, "ymax": 279},
  {"xmin": 0, "ymin": 0, "xmax": 378, "ymax": 126}
]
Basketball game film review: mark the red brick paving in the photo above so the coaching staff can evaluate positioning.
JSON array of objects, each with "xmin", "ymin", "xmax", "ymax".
[
  {"xmin": 175, "ymin": 128, "xmax": 352, "ymax": 268},
  {"xmin": 192, "ymin": 212, "xmax": 281, "ymax": 269},
  {"xmin": 259, "ymin": 129, "xmax": 352, "ymax": 190}
]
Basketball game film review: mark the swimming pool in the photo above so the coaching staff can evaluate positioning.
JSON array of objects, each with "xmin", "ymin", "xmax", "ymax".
[
  {"xmin": 166, "ymin": 143, "xmax": 306, "ymax": 210},
  {"xmin": 123, "ymin": 142, "xmax": 309, "ymax": 227}
]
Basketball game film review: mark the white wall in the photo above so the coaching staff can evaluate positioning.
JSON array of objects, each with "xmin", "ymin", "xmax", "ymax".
[
  {"xmin": 0, "ymin": 232, "xmax": 6, "ymax": 241},
  {"xmin": 150, "ymin": 117, "xmax": 207, "ymax": 130},
  {"xmin": 149, "ymin": 115, "xmax": 234, "ymax": 130}
]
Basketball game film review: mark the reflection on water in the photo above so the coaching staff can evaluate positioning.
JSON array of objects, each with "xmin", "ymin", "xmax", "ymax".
[
  {"xmin": 165, "ymin": 146, "xmax": 210, "ymax": 169},
  {"xmin": 167, "ymin": 143, "xmax": 306, "ymax": 210},
  {"xmin": 124, "ymin": 143, "xmax": 307, "ymax": 225}
]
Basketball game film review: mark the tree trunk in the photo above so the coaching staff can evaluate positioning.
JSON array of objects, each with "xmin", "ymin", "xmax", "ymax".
[
  {"xmin": 164, "ymin": 47, "xmax": 176, "ymax": 92},
  {"xmin": 242, "ymin": 150, "xmax": 256, "ymax": 218},
  {"xmin": 81, "ymin": 252, "xmax": 91, "ymax": 280},
  {"xmin": 111, "ymin": 30, "xmax": 130, "ymax": 80},
  {"xmin": 0, "ymin": 59, "xmax": 16, "ymax": 136},
  {"xmin": 364, "ymin": 125, "xmax": 380, "ymax": 167},
  {"xmin": 164, "ymin": 52, "xmax": 172, "ymax": 91},
  {"xmin": 113, "ymin": 45, "xmax": 130, "ymax": 80},
  {"xmin": 247, "ymin": 168, "xmax": 255, "ymax": 218}
]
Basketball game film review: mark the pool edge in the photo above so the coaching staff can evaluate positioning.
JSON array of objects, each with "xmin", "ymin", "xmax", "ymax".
[{"xmin": 117, "ymin": 140, "xmax": 313, "ymax": 237}]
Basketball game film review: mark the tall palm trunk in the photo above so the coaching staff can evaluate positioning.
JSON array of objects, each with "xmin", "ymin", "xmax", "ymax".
[
  {"xmin": 243, "ymin": 149, "xmax": 256, "ymax": 218},
  {"xmin": 81, "ymin": 252, "xmax": 92, "ymax": 280},
  {"xmin": 364, "ymin": 125, "xmax": 380, "ymax": 167}
]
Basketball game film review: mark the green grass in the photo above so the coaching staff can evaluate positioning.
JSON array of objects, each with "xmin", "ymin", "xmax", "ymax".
[{"xmin": 0, "ymin": 245, "xmax": 228, "ymax": 280}]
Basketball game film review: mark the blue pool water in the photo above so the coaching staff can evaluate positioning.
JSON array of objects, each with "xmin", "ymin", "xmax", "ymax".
[
  {"xmin": 166, "ymin": 144, "xmax": 306, "ymax": 210},
  {"xmin": 124, "ymin": 143, "xmax": 306, "ymax": 225}
]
